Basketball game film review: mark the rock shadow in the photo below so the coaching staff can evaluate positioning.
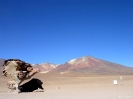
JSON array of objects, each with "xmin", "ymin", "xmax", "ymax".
[{"xmin": 18, "ymin": 78, "xmax": 44, "ymax": 92}]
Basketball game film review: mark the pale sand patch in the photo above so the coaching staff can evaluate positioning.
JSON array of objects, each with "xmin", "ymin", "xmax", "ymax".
[{"xmin": 0, "ymin": 75, "xmax": 133, "ymax": 99}]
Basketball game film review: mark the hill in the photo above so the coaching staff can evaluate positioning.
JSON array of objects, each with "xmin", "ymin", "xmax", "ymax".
[{"xmin": 51, "ymin": 56, "xmax": 133, "ymax": 76}]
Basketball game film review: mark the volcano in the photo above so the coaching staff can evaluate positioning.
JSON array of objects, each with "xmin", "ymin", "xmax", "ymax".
[{"xmin": 51, "ymin": 56, "xmax": 133, "ymax": 75}]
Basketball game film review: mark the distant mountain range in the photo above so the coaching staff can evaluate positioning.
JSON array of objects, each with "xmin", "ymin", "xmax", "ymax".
[
  {"xmin": 0, "ymin": 58, "xmax": 4, "ymax": 74},
  {"xmin": 32, "ymin": 62, "xmax": 57, "ymax": 73},
  {"xmin": 0, "ymin": 56, "xmax": 133, "ymax": 75}
]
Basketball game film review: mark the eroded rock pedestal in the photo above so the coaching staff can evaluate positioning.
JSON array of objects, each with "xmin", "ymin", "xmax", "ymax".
[{"xmin": 7, "ymin": 80, "xmax": 21, "ymax": 93}]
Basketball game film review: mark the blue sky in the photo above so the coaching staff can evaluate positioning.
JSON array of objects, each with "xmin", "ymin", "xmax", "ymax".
[{"xmin": 0, "ymin": 0, "xmax": 133, "ymax": 67}]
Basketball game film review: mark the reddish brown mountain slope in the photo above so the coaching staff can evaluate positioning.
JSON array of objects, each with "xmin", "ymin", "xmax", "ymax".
[{"xmin": 51, "ymin": 56, "xmax": 133, "ymax": 75}]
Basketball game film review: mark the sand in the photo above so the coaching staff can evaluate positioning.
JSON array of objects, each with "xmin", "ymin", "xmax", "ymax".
[{"xmin": 0, "ymin": 75, "xmax": 133, "ymax": 99}]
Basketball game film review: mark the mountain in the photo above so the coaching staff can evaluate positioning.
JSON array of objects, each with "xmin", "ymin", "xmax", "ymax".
[
  {"xmin": 32, "ymin": 62, "xmax": 58, "ymax": 73},
  {"xmin": 0, "ymin": 59, "xmax": 4, "ymax": 66},
  {"xmin": 0, "ymin": 59, "xmax": 5, "ymax": 74},
  {"xmin": 51, "ymin": 56, "xmax": 133, "ymax": 75}
]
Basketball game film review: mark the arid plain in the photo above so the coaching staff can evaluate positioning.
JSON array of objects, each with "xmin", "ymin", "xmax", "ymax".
[
  {"xmin": 0, "ymin": 57, "xmax": 133, "ymax": 99},
  {"xmin": 0, "ymin": 73, "xmax": 133, "ymax": 99}
]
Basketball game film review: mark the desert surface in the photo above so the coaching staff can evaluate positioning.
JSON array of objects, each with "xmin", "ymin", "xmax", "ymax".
[{"xmin": 0, "ymin": 73, "xmax": 133, "ymax": 99}]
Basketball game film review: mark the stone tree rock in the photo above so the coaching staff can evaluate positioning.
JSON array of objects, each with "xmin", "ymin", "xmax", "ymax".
[{"xmin": 2, "ymin": 59, "xmax": 34, "ymax": 93}]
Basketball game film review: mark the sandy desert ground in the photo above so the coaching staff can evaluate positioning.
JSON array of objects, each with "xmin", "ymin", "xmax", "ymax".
[{"xmin": 0, "ymin": 74, "xmax": 133, "ymax": 99}]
